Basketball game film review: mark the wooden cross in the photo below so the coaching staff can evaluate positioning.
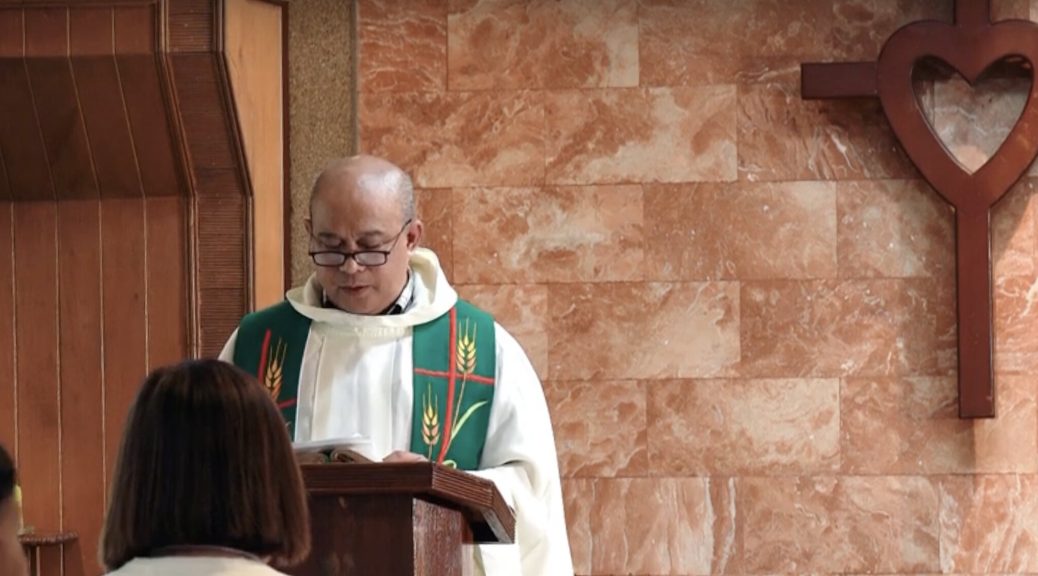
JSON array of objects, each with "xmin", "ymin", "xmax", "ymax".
[{"xmin": 801, "ymin": 0, "xmax": 1038, "ymax": 418}]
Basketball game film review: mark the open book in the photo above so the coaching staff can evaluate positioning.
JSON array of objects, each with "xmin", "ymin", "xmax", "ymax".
[{"xmin": 292, "ymin": 437, "xmax": 375, "ymax": 464}]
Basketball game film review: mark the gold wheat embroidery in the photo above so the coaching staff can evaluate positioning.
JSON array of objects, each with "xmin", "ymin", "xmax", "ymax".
[
  {"xmin": 264, "ymin": 339, "xmax": 287, "ymax": 402},
  {"xmin": 422, "ymin": 383, "xmax": 440, "ymax": 458},
  {"xmin": 445, "ymin": 320, "xmax": 487, "ymax": 454},
  {"xmin": 457, "ymin": 320, "xmax": 477, "ymax": 376}
]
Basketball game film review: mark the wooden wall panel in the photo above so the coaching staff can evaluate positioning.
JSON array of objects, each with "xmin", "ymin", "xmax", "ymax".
[
  {"xmin": 0, "ymin": 3, "xmax": 287, "ymax": 572},
  {"xmin": 0, "ymin": 196, "xmax": 190, "ymax": 576},
  {"xmin": 168, "ymin": 0, "xmax": 213, "ymax": 53},
  {"xmin": 22, "ymin": 8, "xmax": 64, "ymax": 57},
  {"xmin": 72, "ymin": 7, "xmax": 144, "ymax": 199},
  {"xmin": 68, "ymin": 7, "xmax": 110, "ymax": 56},
  {"xmin": 25, "ymin": 8, "xmax": 99, "ymax": 200},
  {"xmin": 100, "ymin": 198, "xmax": 147, "ymax": 485},
  {"xmin": 0, "ymin": 9, "xmax": 54, "ymax": 201},
  {"xmin": 0, "ymin": 203, "xmax": 14, "ymax": 452},
  {"xmin": 196, "ymin": 195, "xmax": 247, "ymax": 356},
  {"xmin": 117, "ymin": 53, "xmax": 184, "ymax": 198},
  {"xmin": 13, "ymin": 202, "xmax": 61, "ymax": 570},
  {"xmin": 113, "ymin": 5, "xmax": 154, "ymax": 55},
  {"xmin": 145, "ymin": 196, "xmax": 188, "ymax": 368},
  {"xmin": 116, "ymin": 5, "xmax": 183, "ymax": 199},
  {"xmin": 226, "ymin": 0, "xmax": 285, "ymax": 308},
  {"xmin": 0, "ymin": 139, "xmax": 11, "ymax": 202},
  {"xmin": 171, "ymin": 54, "xmax": 240, "ymax": 173},
  {"xmin": 57, "ymin": 200, "xmax": 105, "ymax": 576}
]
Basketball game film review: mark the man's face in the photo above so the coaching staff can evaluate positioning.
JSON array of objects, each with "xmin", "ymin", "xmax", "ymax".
[
  {"xmin": 0, "ymin": 499, "xmax": 27, "ymax": 576},
  {"xmin": 307, "ymin": 182, "xmax": 420, "ymax": 315}
]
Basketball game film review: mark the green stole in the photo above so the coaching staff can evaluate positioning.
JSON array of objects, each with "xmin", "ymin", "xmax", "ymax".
[{"xmin": 232, "ymin": 299, "xmax": 496, "ymax": 470}]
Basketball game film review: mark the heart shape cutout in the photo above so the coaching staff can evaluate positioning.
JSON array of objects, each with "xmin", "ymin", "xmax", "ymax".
[
  {"xmin": 914, "ymin": 58, "xmax": 1029, "ymax": 174},
  {"xmin": 878, "ymin": 19, "xmax": 1038, "ymax": 210}
]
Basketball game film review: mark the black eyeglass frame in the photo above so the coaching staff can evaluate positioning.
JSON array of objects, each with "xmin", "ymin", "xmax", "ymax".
[{"xmin": 308, "ymin": 219, "xmax": 413, "ymax": 268}]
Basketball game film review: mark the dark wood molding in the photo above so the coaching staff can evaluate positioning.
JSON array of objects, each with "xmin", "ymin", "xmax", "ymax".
[
  {"xmin": 301, "ymin": 462, "xmax": 516, "ymax": 546},
  {"xmin": 0, "ymin": 0, "xmax": 289, "ymax": 356}
]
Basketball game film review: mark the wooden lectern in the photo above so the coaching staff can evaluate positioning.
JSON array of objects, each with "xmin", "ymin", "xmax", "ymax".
[{"xmin": 289, "ymin": 463, "xmax": 516, "ymax": 576}]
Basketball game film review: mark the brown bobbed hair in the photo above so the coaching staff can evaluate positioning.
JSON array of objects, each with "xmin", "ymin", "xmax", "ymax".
[{"xmin": 100, "ymin": 359, "xmax": 310, "ymax": 570}]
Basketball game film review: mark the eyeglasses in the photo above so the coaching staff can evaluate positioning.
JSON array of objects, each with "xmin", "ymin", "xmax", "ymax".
[{"xmin": 309, "ymin": 219, "xmax": 412, "ymax": 268}]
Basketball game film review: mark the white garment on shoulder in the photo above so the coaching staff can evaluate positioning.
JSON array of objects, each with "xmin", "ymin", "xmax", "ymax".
[
  {"xmin": 104, "ymin": 556, "xmax": 288, "ymax": 576},
  {"xmin": 220, "ymin": 249, "xmax": 574, "ymax": 576}
]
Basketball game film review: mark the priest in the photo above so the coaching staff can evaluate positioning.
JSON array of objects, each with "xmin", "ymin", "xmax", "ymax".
[{"xmin": 220, "ymin": 155, "xmax": 573, "ymax": 576}]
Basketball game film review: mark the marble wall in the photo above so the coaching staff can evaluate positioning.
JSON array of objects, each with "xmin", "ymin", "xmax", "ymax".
[{"xmin": 350, "ymin": 1, "xmax": 1038, "ymax": 574}]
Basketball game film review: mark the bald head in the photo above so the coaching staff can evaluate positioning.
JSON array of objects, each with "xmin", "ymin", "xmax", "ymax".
[
  {"xmin": 305, "ymin": 155, "xmax": 423, "ymax": 315},
  {"xmin": 309, "ymin": 155, "xmax": 415, "ymax": 221}
]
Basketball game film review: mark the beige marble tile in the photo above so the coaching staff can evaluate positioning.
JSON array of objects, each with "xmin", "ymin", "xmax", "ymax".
[
  {"xmin": 829, "ymin": 0, "xmax": 949, "ymax": 60},
  {"xmin": 738, "ymin": 83, "xmax": 918, "ymax": 182},
  {"xmin": 940, "ymin": 475, "xmax": 1038, "ymax": 573},
  {"xmin": 931, "ymin": 74, "xmax": 1030, "ymax": 174},
  {"xmin": 736, "ymin": 476, "xmax": 940, "ymax": 573},
  {"xmin": 545, "ymin": 380, "xmax": 646, "ymax": 478},
  {"xmin": 454, "ymin": 284, "xmax": 548, "ymax": 379},
  {"xmin": 837, "ymin": 179, "xmax": 955, "ymax": 279},
  {"xmin": 647, "ymin": 378, "xmax": 840, "ymax": 475},
  {"xmin": 842, "ymin": 375, "xmax": 1037, "ymax": 474},
  {"xmin": 448, "ymin": 0, "xmax": 637, "ymax": 90},
  {"xmin": 546, "ymin": 86, "xmax": 737, "ymax": 185},
  {"xmin": 739, "ymin": 279, "xmax": 939, "ymax": 378},
  {"xmin": 935, "ymin": 271, "xmax": 960, "ymax": 375},
  {"xmin": 973, "ymin": 374, "xmax": 1038, "ymax": 472},
  {"xmin": 639, "ymin": 0, "xmax": 833, "ymax": 87},
  {"xmin": 357, "ymin": 0, "xmax": 447, "ymax": 92},
  {"xmin": 645, "ymin": 181, "xmax": 837, "ymax": 281},
  {"xmin": 739, "ymin": 278, "xmax": 942, "ymax": 377},
  {"xmin": 415, "ymin": 188, "xmax": 453, "ymax": 283},
  {"xmin": 991, "ymin": 178, "xmax": 1037, "ymax": 279},
  {"xmin": 561, "ymin": 478, "xmax": 592, "ymax": 575},
  {"xmin": 592, "ymin": 478, "xmax": 723, "ymax": 575},
  {"xmin": 453, "ymin": 185, "xmax": 643, "ymax": 284},
  {"xmin": 359, "ymin": 90, "xmax": 544, "ymax": 188},
  {"xmin": 994, "ymin": 271, "xmax": 1038, "ymax": 373},
  {"xmin": 548, "ymin": 282, "xmax": 739, "ymax": 380}
]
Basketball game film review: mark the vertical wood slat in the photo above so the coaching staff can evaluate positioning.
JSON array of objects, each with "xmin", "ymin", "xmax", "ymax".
[
  {"xmin": 71, "ymin": 6, "xmax": 142, "ymax": 199},
  {"xmin": 116, "ymin": 4, "xmax": 184, "ymax": 199},
  {"xmin": 22, "ymin": 6, "xmax": 64, "ymax": 57},
  {"xmin": 0, "ymin": 9, "xmax": 54, "ymax": 201},
  {"xmin": 225, "ymin": 0, "xmax": 285, "ymax": 309},
  {"xmin": 57, "ymin": 200, "xmax": 104, "ymax": 576},
  {"xmin": 0, "ymin": 203, "xmax": 14, "ymax": 452},
  {"xmin": 13, "ymin": 201, "xmax": 62, "ymax": 571},
  {"xmin": 0, "ymin": 136, "xmax": 11, "ymax": 202},
  {"xmin": 146, "ymin": 196, "xmax": 188, "ymax": 369},
  {"xmin": 113, "ymin": 4, "xmax": 154, "ymax": 55},
  {"xmin": 67, "ymin": 6, "xmax": 109, "ymax": 56},
  {"xmin": 196, "ymin": 195, "xmax": 246, "ymax": 357},
  {"xmin": 117, "ymin": 53, "xmax": 184, "ymax": 198},
  {"xmin": 100, "ymin": 198, "xmax": 147, "ymax": 488},
  {"xmin": 167, "ymin": 0, "xmax": 214, "ymax": 53},
  {"xmin": 171, "ymin": 54, "xmax": 240, "ymax": 173},
  {"xmin": 25, "ymin": 7, "xmax": 99, "ymax": 200}
]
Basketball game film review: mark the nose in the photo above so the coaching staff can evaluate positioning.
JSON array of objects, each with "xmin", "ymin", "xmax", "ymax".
[{"xmin": 339, "ymin": 256, "xmax": 364, "ymax": 274}]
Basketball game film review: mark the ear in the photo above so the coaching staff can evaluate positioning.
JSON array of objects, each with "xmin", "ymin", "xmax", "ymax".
[{"xmin": 406, "ymin": 220, "xmax": 424, "ymax": 251}]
